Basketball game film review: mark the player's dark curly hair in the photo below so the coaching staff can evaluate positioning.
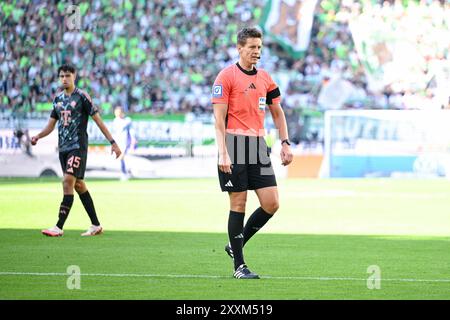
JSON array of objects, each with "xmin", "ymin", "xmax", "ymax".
[
  {"xmin": 57, "ymin": 64, "xmax": 76, "ymax": 75},
  {"xmin": 237, "ymin": 27, "xmax": 263, "ymax": 46}
]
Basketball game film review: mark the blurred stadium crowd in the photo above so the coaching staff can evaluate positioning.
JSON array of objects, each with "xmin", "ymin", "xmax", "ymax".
[{"xmin": 0, "ymin": 0, "xmax": 449, "ymax": 118}]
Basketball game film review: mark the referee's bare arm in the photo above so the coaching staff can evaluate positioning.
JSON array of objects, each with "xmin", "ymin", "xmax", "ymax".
[
  {"xmin": 213, "ymin": 103, "xmax": 232, "ymax": 173},
  {"xmin": 269, "ymin": 103, "xmax": 293, "ymax": 166}
]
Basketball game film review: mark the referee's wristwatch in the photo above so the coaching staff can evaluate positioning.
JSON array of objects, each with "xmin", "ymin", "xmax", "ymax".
[{"xmin": 281, "ymin": 139, "xmax": 291, "ymax": 146}]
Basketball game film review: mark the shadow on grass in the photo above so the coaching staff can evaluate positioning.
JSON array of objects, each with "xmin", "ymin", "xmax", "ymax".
[{"xmin": 0, "ymin": 229, "xmax": 449, "ymax": 299}]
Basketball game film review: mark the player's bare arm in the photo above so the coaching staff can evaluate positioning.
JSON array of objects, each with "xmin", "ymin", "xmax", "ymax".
[
  {"xmin": 213, "ymin": 103, "xmax": 232, "ymax": 174},
  {"xmin": 31, "ymin": 118, "xmax": 57, "ymax": 145},
  {"xmin": 268, "ymin": 103, "xmax": 293, "ymax": 166},
  {"xmin": 91, "ymin": 112, "xmax": 122, "ymax": 159}
]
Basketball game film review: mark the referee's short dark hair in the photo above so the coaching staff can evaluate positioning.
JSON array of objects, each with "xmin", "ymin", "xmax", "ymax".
[
  {"xmin": 58, "ymin": 64, "xmax": 76, "ymax": 75},
  {"xmin": 237, "ymin": 27, "xmax": 263, "ymax": 46}
]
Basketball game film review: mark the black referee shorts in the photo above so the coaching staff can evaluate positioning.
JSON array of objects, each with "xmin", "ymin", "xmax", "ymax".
[
  {"xmin": 59, "ymin": 148, "xmax": 87, "ymax": 179},
  {"xmin": 218, "ymin": 134, "xmax": 277, "ymax": 192}
]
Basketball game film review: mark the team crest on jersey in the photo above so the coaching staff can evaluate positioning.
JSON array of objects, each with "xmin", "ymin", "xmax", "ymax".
[
  {"xmin": 70, "ymin": 101, "xmax": 76, "ymax": 107},
  {"xmin": 259, "ymin": 97, "xmax": 266, "ymax": 110},
  {"xmin": 212, "ymin": 85, "xmax": 223, "ymax": 98},
  {"xmin": 57, "ymin": 102, "xmax": 63, "ymax": 108}
]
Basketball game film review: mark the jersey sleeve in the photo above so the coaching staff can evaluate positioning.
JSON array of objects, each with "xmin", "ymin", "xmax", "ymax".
[
  {"xmin": 266, "ymin": 73, "xmax": 281, "ymax": 105},
  {"xmin": 211, "ymin": 70, "xmax": 231, "ymax": 105},
  {"xmin": 50, "ymin": 98, "xmax": 59, "ymax": 120},
  {"xmin": 80, "ymin": 90, "xmax": 99, "ymax": 116}
]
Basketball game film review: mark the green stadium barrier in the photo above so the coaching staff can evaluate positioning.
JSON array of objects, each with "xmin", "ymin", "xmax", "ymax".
[{"xmin": 35, "ymin": 102, "xmax": 53, "ymax": 112}]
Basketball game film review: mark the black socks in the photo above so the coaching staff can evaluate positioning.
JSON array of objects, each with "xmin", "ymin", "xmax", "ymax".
[
  {"xmin": 228, "ymin": 208, "xmax": 274, "ymax": 270},
  {"xmin": 243, "ymin": 207, "xmax": 273, "ymax": 246},
  {"xmin": 79, "ymin": 191, "xmax": 100, "ymax": 226},
  {"xmin": 56, "ymin": 194, "xmax": 74, "ymax": 229},
  {"xmin": 228, "ymin": 211, "xmax": 245, "ymax": 270}
]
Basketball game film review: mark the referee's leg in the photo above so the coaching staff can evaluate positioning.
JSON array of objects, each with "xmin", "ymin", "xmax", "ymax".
[
  {"xmin": 242, "ymin": 186, "xmax": 279, "ymax": 246},
  {"xmin": 255, "ymin": 186, "xmax": 279, "ymax": 214},
  {"xmin": 228, "ymin": 191, "xmax": 247, "ymax": 270}
]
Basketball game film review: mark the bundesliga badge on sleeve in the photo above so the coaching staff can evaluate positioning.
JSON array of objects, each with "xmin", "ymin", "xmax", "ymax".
[{"xmin": 213, "ymin": 85, "xmax": 223, "ymax": 98}]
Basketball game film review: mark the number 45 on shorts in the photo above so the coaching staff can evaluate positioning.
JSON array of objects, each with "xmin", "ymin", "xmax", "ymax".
[{"xmin": 67, "ymin": 155, "xmax": 81, "ymax": 173}]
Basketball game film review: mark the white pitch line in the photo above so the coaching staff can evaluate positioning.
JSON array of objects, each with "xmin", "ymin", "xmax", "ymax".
[
  {"xmin": 0, "ymin": 272, "xmax": 223, "ymax": 279},
  {"xmin": 1, "ymin": 272, "xmax": 450, "ymax": 283}
]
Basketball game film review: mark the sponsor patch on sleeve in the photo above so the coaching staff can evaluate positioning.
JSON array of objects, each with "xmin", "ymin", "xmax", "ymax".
[{"xmin": 212, "ymin": 85, "xmax": 223, "ymax": 98}]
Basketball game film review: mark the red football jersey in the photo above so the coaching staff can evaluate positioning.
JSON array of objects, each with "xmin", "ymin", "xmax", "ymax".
[{"xmin": 212, "ymin": 63, "xmax": 281, "ymax": 136}]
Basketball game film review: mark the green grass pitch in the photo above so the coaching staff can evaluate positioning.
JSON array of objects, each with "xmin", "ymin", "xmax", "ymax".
[{"xmin": 0, "ymin": 178, "xmax": 449, "ymax": 299}]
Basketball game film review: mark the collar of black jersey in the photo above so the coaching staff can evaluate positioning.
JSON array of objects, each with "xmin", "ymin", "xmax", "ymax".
[{"xmin": 236, "ymin": 62, "xmax": 257, "ymax": 75}]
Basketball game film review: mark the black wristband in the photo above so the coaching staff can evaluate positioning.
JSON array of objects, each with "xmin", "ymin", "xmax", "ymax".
[
  {"xmin": 109, "ymin": 139, "xmax": 116, "ymax": 145},
  {"xmin": 281, "ymin": 139, "xmax": 291, "ymax": 146}
]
